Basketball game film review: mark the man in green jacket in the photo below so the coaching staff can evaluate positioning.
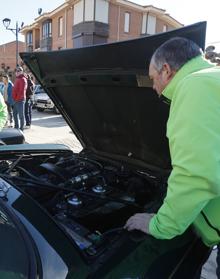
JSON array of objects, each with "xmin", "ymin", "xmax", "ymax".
[{"xmin": 125, "ymin": 37, "xmax": 220, "ymax": 248}]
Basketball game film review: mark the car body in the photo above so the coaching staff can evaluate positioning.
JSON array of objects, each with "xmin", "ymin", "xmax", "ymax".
[
  {"xmin": 0, "ymin": 128, "xmax": 25, "ymax": 145},
  {"xmin": 0, "ymin": 22, "xmax": 209, "ymax": 278},
  {"xmin": 33, "ymin": 84, "xmax": 44, "ymax": 107},
  {"xmin": 36, "ymin": 92, "xmax": 59, "ymax": 113},
  {"xmin": 34, "ymin": 84, "xmax": 59, "ymax": 113},
  {"xmin": 33, "ymin": 84, "xmax": 46, "ymax": 108}
]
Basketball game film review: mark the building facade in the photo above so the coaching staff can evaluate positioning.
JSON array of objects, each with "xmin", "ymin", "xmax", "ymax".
[
  {"xmin": 0, "ymin": 41, "xmax": 25, "ymax": 75},
  {"xmin": 21, "ymin": 0, "xmax": 182, "ymax": 52}
]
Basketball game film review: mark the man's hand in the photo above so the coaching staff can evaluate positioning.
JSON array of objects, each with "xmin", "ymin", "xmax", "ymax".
[{"xmin": 124, "ymin": 213, "xmax": 155, "ymax": 234}]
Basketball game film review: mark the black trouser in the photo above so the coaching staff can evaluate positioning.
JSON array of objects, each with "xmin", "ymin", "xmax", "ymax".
[{"xmin": 25, "ymin": 99, "xmax": 33, "ymax": 126}]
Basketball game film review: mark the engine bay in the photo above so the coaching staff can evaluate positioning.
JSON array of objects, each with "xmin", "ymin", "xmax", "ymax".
[{"xmin": 0, "ymin": 150, "xmax": 168, "ymax": 260}]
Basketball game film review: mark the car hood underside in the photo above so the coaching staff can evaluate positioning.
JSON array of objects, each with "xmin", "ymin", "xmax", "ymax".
[{"xmin": 21, "ymin": 22, "xmax": 206, "ymax": 171}]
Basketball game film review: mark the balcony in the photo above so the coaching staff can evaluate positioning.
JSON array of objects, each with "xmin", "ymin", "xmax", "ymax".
[
  {"xmin": 72, "ymin": 21, "xmax": 109, "ymax": 48},
  {"xmin": 40, "ymin": 37, "xmax": 52, "ymax": 51}
]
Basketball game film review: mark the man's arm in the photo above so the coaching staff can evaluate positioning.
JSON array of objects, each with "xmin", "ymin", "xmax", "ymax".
[
  {"xmin": 124, "ymin": 213, "xmax": 154, "ymax": 233},
  {"xmin": 126, "ymin": 77, "xmax": 220, "ymax": 238},
  {"xmin": 149, "ymin": 77, "xmax": 220, "ymax": 239}
]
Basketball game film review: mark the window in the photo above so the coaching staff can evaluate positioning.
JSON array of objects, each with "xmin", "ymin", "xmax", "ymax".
[
  {"xmin": 163, "ymin": 25, "xmax": 167, "ymax": 32},
  {"xmin": 85, "ymin": 0, "xmax": 94, "ymax": 21},
  {"xmin": 95, "ymin": 0, "xmax": 109, "ymax": 24},
  {"xmin": 146, "ymin": 15, "xmax": 156, "ymax": 35},
  {"xmin": 73, "ymin": 0, "xmax": 109, "ymax": 25},
  {"xmin": 141, "ymin": 14, "xmax": 147, "ymax": 34},
  {"xmin": 141, "ymin": 14, "xmax": 156, "ymax": 35},
  {"xmin": 42, "ymin": 20, "xmax": 52, "ymax": 39},
  {"xmin": 124, "ymin": 12, "xmax": 130, "ymax": 33},
  {"xmin": 58, "ymin": 17, "xmax": 63, "ymax": 37},
  {"xmin": 26, "ymin": 31, "xmax": 33, "ymax": 45},
  {"xmin": 74, "ymin": 0, "xmax": 84, "ymax": 25}
]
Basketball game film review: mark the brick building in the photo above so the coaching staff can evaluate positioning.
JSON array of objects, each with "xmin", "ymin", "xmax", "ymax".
[
  {"xmin": 0, "ymin": 41, "xmax": 25, "ymax": 75},
  {"xmin": 21, "ymin": 0, "xmax": 182, "ymax": 52}
]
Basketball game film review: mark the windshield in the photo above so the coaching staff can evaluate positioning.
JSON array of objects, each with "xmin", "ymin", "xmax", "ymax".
[
  {"xmin": 34, "ymin": 85, "xmax": 46, "ymax": 94},
  {"xmin": 0, "ymin": 201, "xmax": 38, "ymax": 279}
]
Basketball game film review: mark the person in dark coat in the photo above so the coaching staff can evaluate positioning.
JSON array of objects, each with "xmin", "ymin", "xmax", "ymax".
[{"xmin": 25, "ymin": 74, "xmax": 34, "ymax": 128}]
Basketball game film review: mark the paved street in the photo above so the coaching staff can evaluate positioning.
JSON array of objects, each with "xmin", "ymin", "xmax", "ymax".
[
  {"xmin": 23, "ymin": 109, "xmax": 219, "ymax": 279},
  {"xmin": 24, "ymin": 109, "xmax": 82, "ymax": 152}
]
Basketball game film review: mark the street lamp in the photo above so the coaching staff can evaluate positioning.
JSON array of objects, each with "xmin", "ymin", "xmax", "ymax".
[{"xmin": 2, "ymin": 18, "xmax": 24, "ymax": 68}]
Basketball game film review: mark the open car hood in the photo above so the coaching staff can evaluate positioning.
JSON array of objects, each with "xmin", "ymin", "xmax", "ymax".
[{"xmin": 21, "ymin": 22, "xmax": 206, "ymax": 171}]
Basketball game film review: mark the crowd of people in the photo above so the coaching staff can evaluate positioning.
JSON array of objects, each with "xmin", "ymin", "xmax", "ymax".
[{"xmin": 1, "ymin": 66, "xmax": 35, "ymax": 131}]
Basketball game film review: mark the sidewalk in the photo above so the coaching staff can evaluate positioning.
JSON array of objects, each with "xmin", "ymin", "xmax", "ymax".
[{"xmin": 24, "ymin": 110, "xmax": 82, "ymax": 152}]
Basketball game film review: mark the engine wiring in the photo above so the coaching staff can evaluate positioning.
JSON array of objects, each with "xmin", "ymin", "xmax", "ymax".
[{"xmin": 0, "ymin": 173, "xmax": 143, "ymax": 209}]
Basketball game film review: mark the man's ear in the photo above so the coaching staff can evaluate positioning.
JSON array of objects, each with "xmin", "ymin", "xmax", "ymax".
[{"xmin": 162, "ymin": 63, "xmax": 175, "ymax": 82}]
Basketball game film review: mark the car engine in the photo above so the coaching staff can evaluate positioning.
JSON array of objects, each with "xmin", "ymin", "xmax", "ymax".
[{"xmin": 0, "ymin": 150, "xmax": 168, "ymax": 260}]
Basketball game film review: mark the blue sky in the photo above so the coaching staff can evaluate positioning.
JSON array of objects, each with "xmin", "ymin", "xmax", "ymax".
[
  {"xmin": 1, "ymin": 0, "xmax": 220, "ymax": 49},
  {"xmin": 0, "ymin": 0, "xmax": 64, "ymax": 44}
]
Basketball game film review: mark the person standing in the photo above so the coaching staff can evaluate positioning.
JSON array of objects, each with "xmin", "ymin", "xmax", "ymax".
[
  {"xmin": 25, "ymin": 74, "xmax": 34, "ymax": 128},
  {"xmin": 2, "ymin": 74, "xmax": 14, "ymax": 127},
  {"xmin": 12, "ymin": 67, "xmax": 27, "ymax": 131}
]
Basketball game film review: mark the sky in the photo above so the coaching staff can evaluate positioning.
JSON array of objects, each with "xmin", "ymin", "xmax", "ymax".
[{"xmin": 1, "ymin": 0, "xmax": 220, "ymax": 49}]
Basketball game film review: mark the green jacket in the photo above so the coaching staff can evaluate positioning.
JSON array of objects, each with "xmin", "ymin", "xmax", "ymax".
[
  {"xmin": 0, "ymin": 94, "xmax": 7, "ymax": 131},
  {"xmin": 149, "ymin": 56, "xmax": 220, "ymax": 247}
]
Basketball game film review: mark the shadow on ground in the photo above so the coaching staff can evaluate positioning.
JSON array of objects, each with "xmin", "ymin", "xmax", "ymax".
[{"xmin": 32, "ymin": 113, "xmax": 67, "ymax": 128}]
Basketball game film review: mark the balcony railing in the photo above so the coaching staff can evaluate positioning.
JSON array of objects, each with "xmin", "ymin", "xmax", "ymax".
[{"xmin": 40, "ymin": 37, "xmax": 52, "ymax": 51}]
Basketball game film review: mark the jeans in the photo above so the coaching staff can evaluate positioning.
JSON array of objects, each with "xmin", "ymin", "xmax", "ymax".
[
  {"xmin": 13, "ymin": 100, "xmax": 25, "ymax": 131},
  {"xmin": 25, "ymin": 99, "xmax": 33, "ymax": 126}
]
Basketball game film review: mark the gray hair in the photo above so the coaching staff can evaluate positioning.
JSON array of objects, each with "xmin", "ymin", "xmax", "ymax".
[{"xmin": 151, "ymin": 37, "xmax": 203, "ymax": 72}]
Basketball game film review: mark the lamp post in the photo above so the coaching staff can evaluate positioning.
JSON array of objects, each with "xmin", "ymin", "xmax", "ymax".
[{"xmin": 2, "ymin": 18, "xmax": 24, "ymax": 68}]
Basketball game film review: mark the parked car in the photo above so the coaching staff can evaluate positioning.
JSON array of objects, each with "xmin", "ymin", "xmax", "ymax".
[
  {"xmin": 33, "ymin": 84, "xmax": 45, "ymax": 107},
  {"xmin": 36, "ymin": 92, "xmax": 59, "ymax": 113},
  {"xmin": 34, "ymin": 84, "xmax": 59, "ymax": 113},
  {"xmin": 0, "ymin": 22, "xmax": 209, "ymax": 278}
]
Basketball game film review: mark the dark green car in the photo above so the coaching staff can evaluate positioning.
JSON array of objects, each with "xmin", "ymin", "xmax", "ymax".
[{"xmin": 0, "ymin": 22, "xmax": 210, "ymax": 279}]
